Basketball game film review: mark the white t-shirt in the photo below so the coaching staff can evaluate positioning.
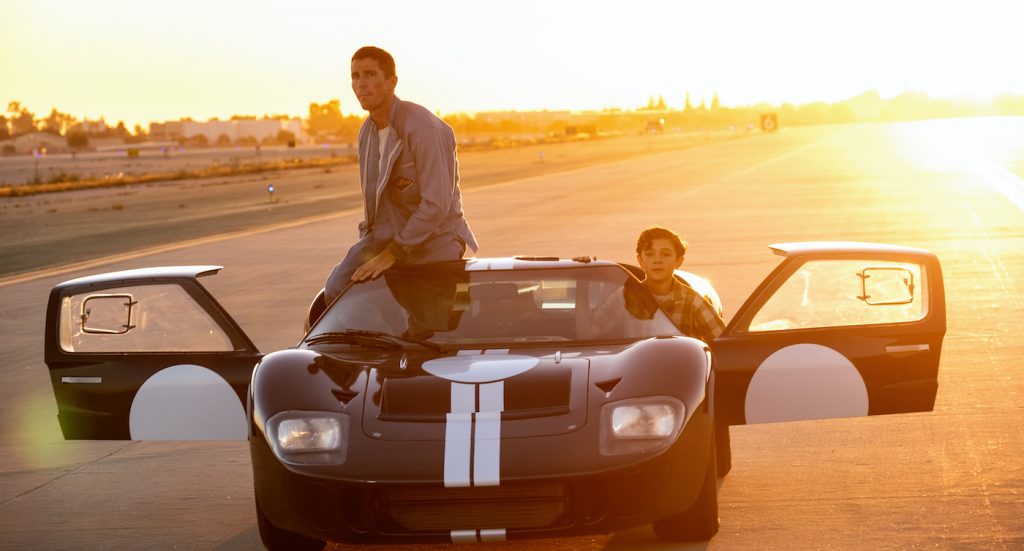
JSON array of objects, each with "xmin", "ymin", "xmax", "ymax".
[{"xmin": 377, "ymin": 126, "xmax": 391, "ymax": 173}]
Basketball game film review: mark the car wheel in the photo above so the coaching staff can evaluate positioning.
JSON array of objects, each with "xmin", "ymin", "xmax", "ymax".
[
  {"xmin": 652, "ymin": 440, "xmax": 720, "ymax": 541},
  {"xmin": 715, "ymin": 421, "xmax": 732, "ymax": 477},
  {"xmin": 256, "ymin": 499, "xmax": 325, "ymax": 551}
]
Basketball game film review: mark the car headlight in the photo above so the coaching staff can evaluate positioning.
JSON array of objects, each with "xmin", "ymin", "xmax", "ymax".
[
  {"xmin": 266, "ymin": 411, "xmax": 348, "ymax": 465},
  {"xmin": 600, "ymin": 397, "xmax": 686, "ymax": 456}
]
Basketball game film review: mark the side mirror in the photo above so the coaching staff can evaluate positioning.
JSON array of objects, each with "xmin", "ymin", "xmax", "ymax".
[
  {"xmin": 858, "ymin": 267, "xmax": 914, "ymax": 305},
  {"xmin": 81, "ymin": 294, "xmax": 137, "ymax": 334}
]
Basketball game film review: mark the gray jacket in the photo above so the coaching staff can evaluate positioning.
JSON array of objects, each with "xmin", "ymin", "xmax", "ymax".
[{"xmin": 357, "ymin": 96, "xmax": 478, "ymax": 262}]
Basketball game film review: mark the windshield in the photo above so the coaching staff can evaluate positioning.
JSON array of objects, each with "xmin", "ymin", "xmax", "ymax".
[{"xmin": 306, "ymin": 264, "xmax": 681, "ymax": 347}]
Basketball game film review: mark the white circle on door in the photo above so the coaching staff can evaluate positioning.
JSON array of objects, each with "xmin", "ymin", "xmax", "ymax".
[
  {"xmin": 744, "ymin": 343, "xmax": 868, "ymax": 424},
  {"xmin": 129, "ymin": 364, "xmax": 247, "ymax": 440}
]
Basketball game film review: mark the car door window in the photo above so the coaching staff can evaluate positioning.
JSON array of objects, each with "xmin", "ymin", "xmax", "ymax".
[
  {"xmin": 747, "ymin": 259, "xmax": 928, "ymax": 332},
  {"xmin": 60, "ymin": 283, "xmax": 234, "ymax": 353}
]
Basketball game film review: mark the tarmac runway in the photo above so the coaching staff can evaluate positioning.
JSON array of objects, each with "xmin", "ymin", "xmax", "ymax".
[{"xmin": 1, "ymin": 118, "xmax": 1022, "ymax": 549}]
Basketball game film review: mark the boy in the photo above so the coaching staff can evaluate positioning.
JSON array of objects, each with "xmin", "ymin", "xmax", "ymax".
[{"xmin": 635, "ymin": 226, "xmax": 725, "ymax": 343}]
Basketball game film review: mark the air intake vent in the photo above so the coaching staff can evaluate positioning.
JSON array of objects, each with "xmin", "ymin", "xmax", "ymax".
[
  {"xmin": 381, "ymin": 482, "xmax": 570, "ymax": 532},
  {"xmin": 594, "ymin": 377, "xmax": 621, "ymax": 395},
  {"xmin": 331, "ymin": 388, "xmax": 359, "ymax": 407}
]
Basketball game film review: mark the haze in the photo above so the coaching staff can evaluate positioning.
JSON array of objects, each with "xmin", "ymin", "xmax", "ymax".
[{"xmin": 3, "ymin": 0, "xmax": 1024, "ymax": 128}]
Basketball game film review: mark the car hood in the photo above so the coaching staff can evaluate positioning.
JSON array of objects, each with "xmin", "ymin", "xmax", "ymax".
[{"xmin": 361, "ymin": 350, "xmax": 592, "ymax": 441}]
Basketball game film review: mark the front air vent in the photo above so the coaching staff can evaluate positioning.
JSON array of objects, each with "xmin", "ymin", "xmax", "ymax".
[
  {"xmin": 331, "ymin": 388, "xmax": 359, "ymax": 407},
  {"xmin": 594, "ymin": 377, "xmax": 622, "ymax": 395}
]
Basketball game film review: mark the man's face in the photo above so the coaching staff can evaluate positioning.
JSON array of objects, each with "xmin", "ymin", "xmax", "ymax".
[
  {"xmin": 637, "ymin": 238, "xmax": 684, "ymax": 284},
  {"xmin": 351, "ymin": 57, "xmax": 396, "ymax": 112}
]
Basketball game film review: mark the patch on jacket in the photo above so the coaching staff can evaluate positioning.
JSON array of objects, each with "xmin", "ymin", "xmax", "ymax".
[{"xmin": 395, "ymin": 177, "xmax": 415, "ymax": 190}]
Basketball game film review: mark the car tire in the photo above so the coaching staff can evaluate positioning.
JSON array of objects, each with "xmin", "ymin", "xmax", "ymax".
[
  {"xmin": 256, "ymin": 499, "xmax": 325, "ymax": 551},
  {"xmin": 715, "ymin": 421, "xmax": 732, "ymax": 477},
  {"xmin": 652, "ymin": 440, "xmax": 720, "ymax": 541}
]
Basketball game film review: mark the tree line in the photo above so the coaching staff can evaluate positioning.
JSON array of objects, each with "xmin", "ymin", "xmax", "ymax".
[{"xmin": 5, "ymin": 90, "xmax": 1024, "ymax": 148}]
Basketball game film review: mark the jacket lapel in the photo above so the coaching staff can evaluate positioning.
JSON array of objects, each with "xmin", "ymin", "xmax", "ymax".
[{"xmin": 372, "ymin": 98, "xmax": 405, "ymax": 219}]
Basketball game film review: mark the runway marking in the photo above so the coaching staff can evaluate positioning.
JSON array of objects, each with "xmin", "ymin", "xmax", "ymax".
[{"xmin": 968, "ymin": 212, "xmax": 1019, "ymax": 300}]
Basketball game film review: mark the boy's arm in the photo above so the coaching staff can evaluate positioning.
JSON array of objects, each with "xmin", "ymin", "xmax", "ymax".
[{"xmin": 691, "ymin": 294, "xmax": 727, "ymax": 343}]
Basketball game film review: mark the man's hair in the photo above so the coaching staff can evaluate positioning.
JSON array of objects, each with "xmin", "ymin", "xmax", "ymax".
[
  {"xmin": 636, "ymin": 226, "xmax": 688, "ymax": 258},
  {"xmin": 352, "ymin": 46, "xmax": 396, "ymax": 78}
]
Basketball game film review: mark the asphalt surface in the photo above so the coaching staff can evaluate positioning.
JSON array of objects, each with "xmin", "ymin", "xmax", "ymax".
[
  {"xmin": 0, "ymin": 130, "xmax": 738, "ymax": 277},
  {"xmin": 1, "ymin": 118, "xmax": 1023, "ymax": 549}
]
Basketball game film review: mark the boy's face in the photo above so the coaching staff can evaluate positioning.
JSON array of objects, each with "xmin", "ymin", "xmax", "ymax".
[{"xmin": 637, "ymin": 237, "xmax": 684, "ymax": 283}]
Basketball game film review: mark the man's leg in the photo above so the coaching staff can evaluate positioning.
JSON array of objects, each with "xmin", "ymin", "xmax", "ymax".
[
  {"xmin": 324, "ymin": 238, "xmax": 378, "ymax": 304},
  {"xmin": 409, "ymin": 238, "xmax": 467, "ymax": 264}
]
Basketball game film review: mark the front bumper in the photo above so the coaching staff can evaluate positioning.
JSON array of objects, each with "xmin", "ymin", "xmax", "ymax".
[{"xmin": 251, "ymin": 407, "xmax": 713, "ymax": 544}]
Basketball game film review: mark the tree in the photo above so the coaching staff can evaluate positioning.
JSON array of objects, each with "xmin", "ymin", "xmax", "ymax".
[
  {"xmin": 656, "ymin": 95, "xmax": 667, "ymax": 110},
  {"xmin": 42, "ymin": 108, "xmax": 75, "ymax": 135},
  {"xmin": 711, "ymin": 92, "xmax": 720, "ymax": 111},
  {"xmin": 276, "ymin": 129, "xmax": 296, "ymax": 144},
  {"xmin": 307, "ymin": 99, "xmax": 343, "ymax": 135},
  {"xmin": 216, "ymin": 134, "xmax": 232, "ymax": 146},
  {"xmin": 67, "ymin": 132, "xmax": 89, "ymax": 148},
  {"xmin": 6, "ymin": 101, "xmax": 36, "ymax": 135},
  {"xmin": 0, "ymin": 116, "xmax": 8, "ymax": 140},
  {"xmin": 684, "ymin": 92, "xmax": 693, "ymax": 112}
]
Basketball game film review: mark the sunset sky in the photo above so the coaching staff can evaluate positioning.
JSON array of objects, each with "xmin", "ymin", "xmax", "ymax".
[{"xmin": 3, "ymin": 0, "xmax": 1023, "ymax": 128}]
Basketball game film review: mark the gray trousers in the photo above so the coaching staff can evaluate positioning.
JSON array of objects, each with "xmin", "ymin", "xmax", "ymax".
[{"xmin": 324, "ymin": 236, "xmax": 467, "ymax": 303}]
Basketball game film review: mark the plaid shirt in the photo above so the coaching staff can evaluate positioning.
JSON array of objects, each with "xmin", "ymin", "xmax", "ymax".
[{"xmin": 648, "ymin": 279, "xmax": 726, "ymax": 343}]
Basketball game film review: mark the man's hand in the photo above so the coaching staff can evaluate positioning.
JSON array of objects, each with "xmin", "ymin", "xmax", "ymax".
[{"xmin": 351, "ymin": 249, "xmax": 397, "ymax": 282}]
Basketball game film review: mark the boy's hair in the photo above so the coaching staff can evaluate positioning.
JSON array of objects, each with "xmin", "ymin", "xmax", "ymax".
[
  {"xmin": 635, "ymin": 226, "xmax": 688, "ymax": 258},
  {"xmin": 352, "ymin": 46, "xmax": 396, "ymax": 78}
]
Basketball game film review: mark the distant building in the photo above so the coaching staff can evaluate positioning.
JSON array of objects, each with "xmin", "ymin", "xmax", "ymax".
[
  {"xmin": 474, "ymin": 110, "xmax": 572, "ymax": 129},
  {"xmin": 0, "ymin": 131, "xmax": 69, "ymax": 155},
  {"xmin": 149, "ymin": 118, "xmax": 305, "ymax": 144},
  {"xmin": 75, "ymin": 118, "xmax": 109, "ymax": 134}
]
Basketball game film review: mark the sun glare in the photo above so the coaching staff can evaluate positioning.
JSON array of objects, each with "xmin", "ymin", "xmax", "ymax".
[
  {"xmin": 2, "ymin": 1, "xmax": 1023, "ymax": 126},
  {"xmin": 891, "ymin": 117, "xmax": 1024, "ymax": 212}
]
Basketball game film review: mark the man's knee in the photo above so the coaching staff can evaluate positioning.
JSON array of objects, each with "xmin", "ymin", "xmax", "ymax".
[{"xmin": 325, "ymin": 241, "xmax": 378, "ymax": 302}]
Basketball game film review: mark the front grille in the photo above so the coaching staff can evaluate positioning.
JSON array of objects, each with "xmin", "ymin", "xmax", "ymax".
[{"xmin": 379, "ymin": 482, "xmax": 570, "ymax": 532}]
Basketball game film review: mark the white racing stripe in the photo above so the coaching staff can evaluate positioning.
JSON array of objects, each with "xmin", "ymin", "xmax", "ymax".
[
  {"xmin": 449, "ymin": 528, "xmax": 508, "ymax": 543},
  {"xmin": 479, "ymin": 380, "xmax": 504, "ymax": 411},
  {"xmin": 443, "ymin": 381, "xmax": 506, "ymax": 488},
  {"xmin": 443, "ymin": 413, "xmax": 472, "ymax": 488},
  {"xmin": 450, "ymin": 529, "xmax": 477, "ymax": 543},
  {"xmin": 479, "ymin": 529, "xmax": 507, "ymax": 542},
  {"xmin": 451, "ymin": 382, "xmax": 476, "ymax": 413},
  {"xmin": 473, "ymin": 410, "xmax": 502, "ymax": 487},
  {"xmin": 440, "ymin": 352, "xmax": 518, "ymax": 538}
]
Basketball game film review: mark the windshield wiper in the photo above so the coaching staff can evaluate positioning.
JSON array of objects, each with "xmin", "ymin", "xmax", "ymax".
[{"xmin": 305, "ymin": 329, "xmax": 446, "ymax": 353}]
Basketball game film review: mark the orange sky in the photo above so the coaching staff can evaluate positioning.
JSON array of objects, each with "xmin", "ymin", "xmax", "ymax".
[{"xmin": 3, "ymin": 0, "xmax": 1023, "ymax": 128}]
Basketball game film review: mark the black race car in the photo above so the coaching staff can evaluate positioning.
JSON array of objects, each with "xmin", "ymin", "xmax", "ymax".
[{"xmin": 44, "ymin": 242, "xmax": 945, "ymax": 548}]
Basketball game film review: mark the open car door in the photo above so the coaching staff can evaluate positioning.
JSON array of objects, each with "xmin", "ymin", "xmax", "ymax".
[
  {"xmin": 714, "ymin": 243, "xmax": 945, "ymax": 427},
  {"xmin": 44, "ymin": 266, "xmax": 260, "ymax": 440}
]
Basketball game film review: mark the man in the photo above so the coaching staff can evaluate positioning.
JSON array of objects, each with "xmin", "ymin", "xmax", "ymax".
[
  {"xmin": 635, "ymin": 226, "xmax": 725, "ymax": 343},
  {"xmin": 324, "ymin": 46, "xmax": 478, "ymax": 303}
]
